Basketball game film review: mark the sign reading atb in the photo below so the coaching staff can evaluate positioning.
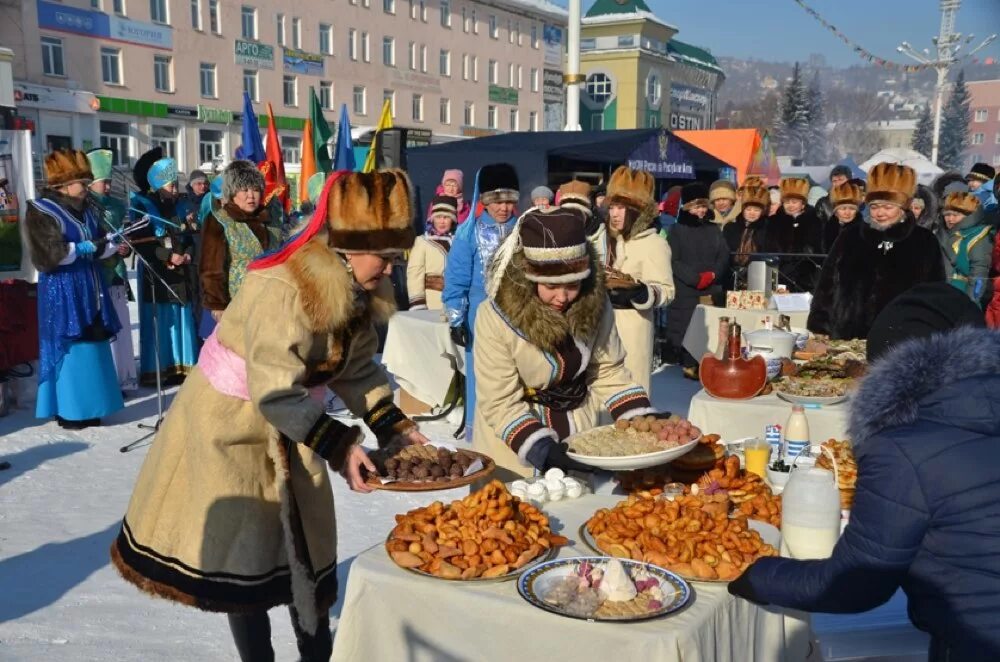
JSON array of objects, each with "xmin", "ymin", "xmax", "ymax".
[{"xmin": 235, "ymin": 39, "xmax": 275, "ymax": 70}]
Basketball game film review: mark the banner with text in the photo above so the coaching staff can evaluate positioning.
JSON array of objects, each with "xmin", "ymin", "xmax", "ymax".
[{"xmin": 626, "ymin": 129, "xmax": 695, "ymax": 179}]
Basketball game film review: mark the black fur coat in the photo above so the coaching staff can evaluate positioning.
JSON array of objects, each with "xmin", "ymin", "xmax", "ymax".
[{"xmin": 807, "ymin": 216, "xmax": 946, "ymax": 339}]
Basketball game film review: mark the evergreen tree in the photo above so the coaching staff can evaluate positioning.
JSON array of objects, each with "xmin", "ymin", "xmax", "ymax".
[
  {"xmin": 804, "ymin": 69, "xmax": 829, "ymax": 164},
  {"xmin": 911, "ymin": 104, "xmax": 933, "ymax": 158},
  {"xmin": 774, "ymin": 63, "xmax": 810, "ymax": 160},
  {"xmin": 938, "ymin": 69, "xmax": 972, "ymax": 170}
]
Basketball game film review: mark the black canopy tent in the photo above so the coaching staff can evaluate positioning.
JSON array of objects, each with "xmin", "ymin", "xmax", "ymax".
[{"xmin": 405, "ymin": 129, "xmax": 733, "ymax": 224}]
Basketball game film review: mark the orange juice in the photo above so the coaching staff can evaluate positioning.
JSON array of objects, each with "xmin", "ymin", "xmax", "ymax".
[{"xmin": 744, "ymin": 439, "xmax": 770, "ymax": 477}]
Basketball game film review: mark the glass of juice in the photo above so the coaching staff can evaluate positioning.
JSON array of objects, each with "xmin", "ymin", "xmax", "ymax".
[{"xmin": 744, "ymin": 437, "xmax": 771, "ymax": 478}]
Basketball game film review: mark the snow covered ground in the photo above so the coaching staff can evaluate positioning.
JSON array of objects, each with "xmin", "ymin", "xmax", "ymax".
[{"xmin": 0, "ymin": 295, "xmax": 926, "ymax": 661}]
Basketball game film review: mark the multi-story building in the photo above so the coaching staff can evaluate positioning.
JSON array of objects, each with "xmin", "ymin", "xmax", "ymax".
[
  {"xmin": 576, "ymin": 0, "xmax": 723, "ymax": 131},
  {"xmin": 0, "ymin": 0, "xmax": 566, "ymax": 182},
  {"xmin": 967, "ymin": 79, "xmax": 1000, "ymax": 171},
  {"xmin": 870, "ymin": 119, "xmax": 917, "ymax": 151}
]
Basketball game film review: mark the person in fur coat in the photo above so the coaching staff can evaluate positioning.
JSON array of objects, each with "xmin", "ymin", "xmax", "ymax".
[
  {"xmin": 937, "ymin": 191, "xmax": 991, "ymax": 304},
  {"xmin": 602, "ymin": 165, "xmax": 675, "ymax": 392},
  {"xmin": 473, "ymin": 206, "xmax": 656, "ymax": 479},
  {"xmin": 111, "ymin": 170, "xmax": 428, "ymax": 662},
  {"xmin": 407, "ymin": 194, "xmax": 456, "ymax": 309},
  {"xmin": 731, "ymin": 283, "xmax": 998, "ymax": 662},
  {"xmin": 723, "ymin": 185, "xmax": 770, "ymax": 274},
  {"xmin": 666, "ymin": 182, "xmax": 729, "ymax": 378},
  {"xmin": 807, "ymin": 163, "xmax": 946, "ymax": 340},
  {"xmin": 766, "ymin": 178, "xmax": 822, "ymax": 292},
  {"xmin": 820, "ymin": 182, "xmax": 864, "ymax": 254}
]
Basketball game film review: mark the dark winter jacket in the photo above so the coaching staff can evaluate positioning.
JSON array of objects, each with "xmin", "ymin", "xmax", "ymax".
[
  {"xmin": 667, "ymin": 209, "xmax": 730, "ymax": 300},
  {"xmin": 814, "ymin": 194, "xmax": 833, "ymax": 229},
  {"xmin": 766, "ymin": 206, "xmax": 823, "ymax": 292},
  {"xmin": 821, "ymin": 212, "xmax": 860, "ymax": 254},
  {"xmin": 722, "ymin": 213, "xmax": 769, "ymax": 269},
  {"xmin": 742, "ymin": 327, "xmax": 1000, "ymax": 661},
  {"xmin": 913, "ymin": 184, "xmax": 940, "ymax": 233},
  {"xmin": 808, "ymin": 214, "xmax": 945, "ymax": 339}
]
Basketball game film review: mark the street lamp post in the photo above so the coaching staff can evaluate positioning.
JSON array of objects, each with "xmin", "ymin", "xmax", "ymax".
[{"xmin": 563, "ymin": 0, "xmax": 582, "ymax": 131}]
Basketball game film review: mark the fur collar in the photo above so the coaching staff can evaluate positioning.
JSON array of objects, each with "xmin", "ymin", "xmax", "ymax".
[
  {"xmin": 860, "ymin": 214, "xmax": 916, "ymax": 244},
  {"xmin": 493, "ymin": 246, "xmax": 606, "ymax": 353},
  {"xmin": 625, "ymin": 202, "xmax": 658, "ymax": 240},
  {"xmin": 282, "ymin": 231, "xmax": 396, "ymax": 333},
  {"xmin": 848, "ymin": 327, "xmax": 1000, "ymax": 448},
  {"xmin": 221, "ymin": 201, "xmax": 271, "ymax": 224},
  {"xmin": 676, "ymin": 209, "xmax": 713, "ymax": 228}
]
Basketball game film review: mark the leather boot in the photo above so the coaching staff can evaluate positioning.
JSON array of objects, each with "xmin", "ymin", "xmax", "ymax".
[
  {"xmin": 289, "ymin": 606, "xmax": 332, "ymax": 662},
  {"xmin": 227, "ymin": 611, "xmax": 274, "ymax": 662}
]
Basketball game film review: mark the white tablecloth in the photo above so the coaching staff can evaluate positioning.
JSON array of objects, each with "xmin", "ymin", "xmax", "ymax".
[
  {"xmin": 332, "ymin": 494, "xmax": 792, "ymax": 662},
  {"xmin": 687, "ymin": 389, "xmax": 850, "ymax": 443},
  {"xmin": 682, "ymin": 306, "xmax": 811, "ymax": 360},
  {"xmin": 382, "ymin": 309, "xmax": 465, "ymax": 408}
]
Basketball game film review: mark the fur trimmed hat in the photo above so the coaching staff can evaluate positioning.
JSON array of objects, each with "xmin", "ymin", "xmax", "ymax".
[
  {"xmin": 85, "ymin": 149, "xmax": 113, "ymax": 182},
  {"xmin": 222, "ymin": 160, "xmax": 265, "ymax": 201},
  {"xmin": 44, "ymin": 149, "xmax": 94, "ymax": 187},
  {"xmin": 607, "ymin": 165, "xmax": 655, "ymax": 211},
  {"xmin": 326, "ymin": 168, "xmax": 415, "ymax": 254},
  {"xmin": 740, "ymin": 186, "xmax": 770, "ymax": 210},
  {"xmin": 558, "ymin": 180, "xmax": 592, "ymax": 216},
  {"xmin": 865, "ymin": 163, "xmax": 917, "ymax": 208},
  {"xmin": 942, "ymin": 191, "xmax": 981, "ymax": 216},
  {"xmin": 681, "ymin": 182, "xmax": 710, "ymax": 210},
  {"xmin": 966, "ymin": 162, "xmax": 996, "ymax": 184},
  {"xmin": 478, "ymin": 163, "xmax": 519, "ymax": 205},
  {"xmin": 518, "ymin": 207, "xmax": 591, "ymax": 284},
  {"xmin": 830, "ymin": 182, "xmax": 864, "ymax": 209},
  {"xmin": 740, "ymin": 175, "xmax": 766, "ymax": 192},
  {"xmin": 779, "ymin": 178, "xmax": 810, "ymax": 202},
  {"xmin": 709, "ymin": 179, "xmax": 737, "ymax": 203},
  {"xmin": 430, "ymin": 194, "xmax": 458, "ymax": 219}
]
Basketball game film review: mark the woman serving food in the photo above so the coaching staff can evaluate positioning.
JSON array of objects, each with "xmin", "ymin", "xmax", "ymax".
[{"xmin": 472, "ymin": 206, "xmax": 657, "ymax": 479}]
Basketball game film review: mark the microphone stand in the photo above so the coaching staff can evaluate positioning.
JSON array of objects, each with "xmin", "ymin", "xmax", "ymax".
[{"xmin": 98, "ymin": 213, "xmax": 183, "ymax": 453}]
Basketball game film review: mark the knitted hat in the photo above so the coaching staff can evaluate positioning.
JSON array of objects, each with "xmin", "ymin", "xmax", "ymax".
[
  {"xmin": 85, "ymin": 149, "xmax": 113, "ymax": 182},
  {"xmin": 681, "ymin": 182, "xmax": 710, "ymax": 210},
  {"xmin": 942, "ymin": 191, "xmax": 981, "ymax": 216},
  {"xmin": 222, "ymin": 160, "xmax": 265, "ymax": 201},
  {"xmin": 606, "ymin": 165, "xmax": 654, "ymax": 211},
  {"xmin": 441, "ymin": 169, "xmax": 464, "ymax": 190},
  {"xmin": 709, "ymin": 179, "xmax": 737, "ymax": 203},
  {"xmin": 478, "ymin": 163, "xmax": 519, "ymax": 205},
  {"xmin": 188, "ymin": 169, "xmax": 209, "ymax": 185},
  {"xmin": 966, "ymin": 162, "xmax": 996, "ymax": 184},
  {"xmin": 44, "ymin": 149, "xmax": 93, "ymax": 187},
  {"xmin": 830, "ymin": 182, "xmax": 864, "ymax": 209},
  {"xmin": 530, "ymin": 185, "xmax": 554, "ymax": 201},
  {"xmin": 779, "ymin": 178, "xmax": 810, "ymax": 202},
  {"xmin": 306, "ymin": 171, "xmax": 326, "ymax": 205},
  {"xmin": 867, "ymin": 282, "xmax": 985, "ymax": 362},
  {"xmin": 326, "ymin": 168, "xmax": 415, "ymax": 254},
  {"xmin": 740, "ymin": 186, "xmax": 770, "ymax": 210},
  {"xmin": 865, "ymin": 163, "xmax": 917, "ymax": 208},
  {"xmin": 830, "ymin": 164, "xmax": 852, "ymax": 180},
  {"xmin": 519, "ymin": 207, "xmax": 591, "ymax": 284},
  {"xmin": 148, "ymin": 158, "xmax": 178, "ymax": 191},
  {"xmin": 558, "ymin": 180, "xmax": 592, "ymax": 216},
  {"xmin": 430, "ymin": 194, "xmax": 458, "ymax": 220}
]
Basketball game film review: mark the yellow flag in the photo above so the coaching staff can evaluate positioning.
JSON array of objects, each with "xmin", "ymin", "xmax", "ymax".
[{"xmin": 361, "ymin": 99, "xmax": 394, "ymax": 173}]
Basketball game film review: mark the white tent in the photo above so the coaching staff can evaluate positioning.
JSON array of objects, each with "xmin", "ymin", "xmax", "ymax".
[{"xmin": 859, "ymin": 148, "xmax": 944, "ymax": 186}]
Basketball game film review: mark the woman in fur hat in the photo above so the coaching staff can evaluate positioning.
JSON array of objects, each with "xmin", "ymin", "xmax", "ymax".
[
  {"xmin": 709, "ymin": 179, "xmax": 740, "ymax": 227},
  {"xmin": 111, "ymin": 169, "xmax": 427, "ymax": 662},
  {"xmin": 808, "ymin": 163, "xmax": 946, "ymax": 340},
  {"xmin": 129, "ymin": 147, "xmax": 200, "ymax": 385},
  {"xmin": 23, "ymin": 150, "xmax": 124, "ymax": 428},
  {"xmin": 473, "ymin": 206, "xmax": 656, "ymax": 478},
  {"xmin": 820, "ymin": 182, "xmax": 864, "ymax": 253},
  {"xmin": 937, "ymin": 192, "xmax": 991, "ymax": 304},
  {"xmin": 666, "ymin": 182, "xmax": 729, "ymax": 378},
  {"xmin": 602, "ymin": 165, "xmax": 675, "ymax": 392},
  {"xmin": 766, "ymin": 177, "xmax": 823, "ymax": 291},
  {"xmin": 199, "ymin": 160, "xmax": 284, "ymax": 320},
  {"xmin": 407, "ymin": 194, "xmax": 457, "ymax": 309},
  {"xmin": 723, "ymin": 185, "xmax": 770, "ymax": 276}
]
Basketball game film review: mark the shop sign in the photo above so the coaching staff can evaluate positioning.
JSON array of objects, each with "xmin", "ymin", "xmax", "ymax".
[
  {"xmin": 235, "ymin": 39, "xmax": 275, "ymax": 70},
  {"xmin": 388, "ymin": 69, "xmax": 441, "ymax": 93},
  {"xmin": 14, "ymin": 82, "xmax": 97, "ymax": 114},
  {"xmin": 669, "ymin": 83, "xmax": 709, "ymax": 113},
  {"xmin": 542, "ymin": 69, "xmax": 563, "ymax": 102},
  {"xmin": 626, "ymin": 129, "xmax": 695, "ymax": 179},
  {"xmin": 36, "ymin": 0, "xmax": 172, "ymax": 49},
  {"xmin": 668, "ymin": 112, "xmax": 703, "ymax": 131},
  {"xmin": 488, "ymin": 85, "xmax": 518, "ymax": 105},
  {"xmin": 283, "ymin": 47, "xmax": 324, "ymax": 76},
  {"xmin": 108, "ymin": 15, "xmax": 172, "ymax": 49},
  {"xmin": 166, "ymin": 105, "xmax": 198, "ymax": 119},
  {"xmin": 402, "ymin": 127, "xmax": 432, "ymax": 145},
  {"xmin": 460, "ymin": 126, "xmax": 500, "ymax": 138},
  {"xmin": 543, "ymin": 24, "xmax": 563, "ymax": 67},
  {"xmin": 197, "ymin": 105, "xmax": 234, "ymax": 124}
]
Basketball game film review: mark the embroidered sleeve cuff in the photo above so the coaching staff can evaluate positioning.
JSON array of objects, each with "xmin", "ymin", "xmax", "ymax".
[
  {"xmin": 59, "ymin": 243, "xmax": 77, "ymax": 266},
  {"xmin": 408, "ymin": 298, "xmax": 427, "ymax": 309},
  {"xmin": 303, "ymin": 414, "xmax": 364, "ymax": 471},
  {"xmin": 501, "ymin": 414, "xmax": 555, "ymax": 464},
  {"xmin": 606, "ymin": 387, "xmax": 654, "ymax": 419},
  {"xmin": 363, "ymin": 397, "xmax": 417, "ymax": 448}
]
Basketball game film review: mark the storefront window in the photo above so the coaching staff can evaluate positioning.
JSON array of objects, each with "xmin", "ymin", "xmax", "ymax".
[
  {"xmin": 199, "ymin": 129, "xmax": 224, "ymax": 167},
  {"xmin": 151, "ymin": 125, "xmax": 179, "ymax": 162},
  {"xmin": 100, "ymin": 121, "xmax": 131, "ymax": 166}
]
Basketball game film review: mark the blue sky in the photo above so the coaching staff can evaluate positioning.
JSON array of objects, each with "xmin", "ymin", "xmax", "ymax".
[{"xmin": 638, "ymin": 0, "xmax": 1000, "ymax": 67}]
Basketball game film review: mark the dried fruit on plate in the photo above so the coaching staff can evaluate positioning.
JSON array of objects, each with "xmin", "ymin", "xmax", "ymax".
[{"xmin": 386, "ymin": 480, "xmax": 568, "ymax": 579}]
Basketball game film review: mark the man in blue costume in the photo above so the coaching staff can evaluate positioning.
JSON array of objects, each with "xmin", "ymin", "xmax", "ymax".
[
  {"xmin": 22, "ymin": 150, "xmax": 124, "ymax": 428},
  {"xmin": 442, "ymin": 163, "xmax": 519, "ymax": 438}
]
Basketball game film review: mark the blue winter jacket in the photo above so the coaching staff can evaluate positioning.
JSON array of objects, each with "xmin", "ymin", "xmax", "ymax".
[{"xmin": 744, "ymin": 327, "xmax": 1000, "ymax": 660}]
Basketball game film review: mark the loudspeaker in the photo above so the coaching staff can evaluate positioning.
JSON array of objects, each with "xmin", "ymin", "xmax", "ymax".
[{"xmin": 377, "ymin": 128, "xmax": 407, "ymax": 170}]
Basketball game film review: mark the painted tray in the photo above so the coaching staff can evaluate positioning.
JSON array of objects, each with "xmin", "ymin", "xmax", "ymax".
[{"xmin": 366, "ymin": 449, "xmax": 495, "ymax": 492}]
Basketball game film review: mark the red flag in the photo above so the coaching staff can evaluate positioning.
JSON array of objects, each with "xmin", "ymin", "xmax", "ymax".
[{"xmin": 262, "ymin": 102, "xmax": 290, "ymax": 212}]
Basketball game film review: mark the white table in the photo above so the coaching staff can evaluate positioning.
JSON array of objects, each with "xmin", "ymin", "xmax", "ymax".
[
  {"xmin": 682, "ymin": 305, "xmax": 810, "ymax": 360},
  {"xmin": 332, "ymin": 494, "xmax": 793, "ymax": 662},
  {"xmin": 382, "ymin": 309, "xmax": 465, "ymax": 408},
  {"xmin": 687, "ymin": 389, "xmax": 850, "ymax": 443}
]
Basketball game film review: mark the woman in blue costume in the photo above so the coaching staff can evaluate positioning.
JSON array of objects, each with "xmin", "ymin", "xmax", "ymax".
[
  {"xmin": 22, "ymin": 150, "xmax": 124, "ymax": 429},
  {"xmin": 129, "ymin": 147, "xmax": 200, "ymax": 386},
  {"xmin": 442, "ymin": 163, "xmax": 519, "ymax": 439}
]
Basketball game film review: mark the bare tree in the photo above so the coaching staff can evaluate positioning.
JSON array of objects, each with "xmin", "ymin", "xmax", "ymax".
[
  {"xmin": 724, "ymin": 91, "xmax": 781, "ymax": 131},
  {"xmin": 824, "ymin": 88, "xmax": 891, "ymax": 160}
]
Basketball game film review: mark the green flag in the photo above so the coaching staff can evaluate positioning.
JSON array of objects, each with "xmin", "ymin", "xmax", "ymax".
[{"xmin": 309, "ymin": 87, "xmax": 333, "ymax": 173}]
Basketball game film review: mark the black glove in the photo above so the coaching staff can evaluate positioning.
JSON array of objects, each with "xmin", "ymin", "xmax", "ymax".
[
  {"xmin": 544, "ymin": 442, "xmax": 592, "ymax": 473},
  {"xmin": 651, "ymin": 411, "xmax": 673, "ymax": 420},
  {"xmin": 607, "ymin": 284, "xmax": 645, "ymax": 309},
  {"xmin": 449, "ymin": 325, "xmax": 468, "ymax": 348},
  {"xmin": 727, "ymin": 566, "xmax": 768, "ymax": 606}
]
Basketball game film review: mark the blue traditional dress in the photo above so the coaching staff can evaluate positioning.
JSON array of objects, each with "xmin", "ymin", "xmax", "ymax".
[{"xmin": 24, "ymin": 194, "xmax": 124, "ymax": 421}]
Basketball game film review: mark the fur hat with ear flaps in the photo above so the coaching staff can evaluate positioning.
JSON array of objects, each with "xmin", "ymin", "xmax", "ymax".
[
  {"xmin": 558, "ymin": 180, "xmax": 593, "ymax": 216},
  {"xmin": 478, "ymin": 163, "xmax": 520, "ymax": 205},
  {"xmin": 830, "ymin": 182, "xmax": 864, "ymax": 209},
  {"xmin": 681, "ymin": 182, "xmax": 710, "ymax": 210},
  {"xmin": 606, "ymin": 165, "xmax": 655, "ymax": 212},
  {"xmin": 865, "ymin": 162, "xmax": 917, "ymax": 208},
  {"xmin": 943, "ymin": 191, "xmax": 981, "ymax": 216},
  {"xmin": 779, "ymin": 178, "xmax": 810, "ymax": 202},
  {"xmin": 519, "ymin": 207, "xmax": 592, "ymax": 284},
  {"xmin": 740, "ymin": 186, "xmax": 770, "ymax": 210},
  {"xmin": 326, "ymin": 168, "xmax": 415, "ymax": 254},
  {"xmin": 222, "ymin": 160, "xmax": 265, "ymax": 201},
  {"xmin": 44, "ymin": 150, "xmax": 94, "ymax": 187}
]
